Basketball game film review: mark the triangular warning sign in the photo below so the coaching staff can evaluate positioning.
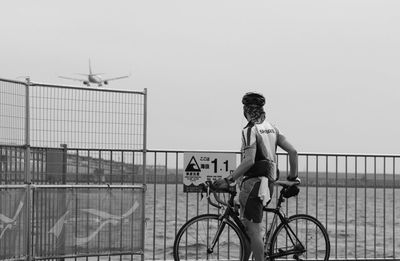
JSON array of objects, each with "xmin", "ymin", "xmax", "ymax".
[{"xmin": 185, "ymin": 156, "xmax": 201, "ymax": 172}]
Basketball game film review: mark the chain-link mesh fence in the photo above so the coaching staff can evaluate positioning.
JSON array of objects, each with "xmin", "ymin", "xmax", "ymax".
[
  {"xmin": 0, "ymin": 80, "xmax": 26, "ymax": 146},
  {"xmin": 0, "ymin": 78, "xmax": 147, "ymax": 261}
]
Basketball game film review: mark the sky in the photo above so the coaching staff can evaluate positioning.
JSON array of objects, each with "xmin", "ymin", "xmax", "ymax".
[{"xmin": 1, "ymin": 0, "xmax": 399, "ymax": 154}]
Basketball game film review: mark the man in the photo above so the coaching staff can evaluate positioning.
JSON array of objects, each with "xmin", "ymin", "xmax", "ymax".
[{"xmin": 214, "ymin": 92, "xmax": 298, "ymax": 261}]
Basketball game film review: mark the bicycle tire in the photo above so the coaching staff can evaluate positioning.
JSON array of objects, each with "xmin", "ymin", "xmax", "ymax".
[
  {"xmin": 173, "ymin": 214, "xmax": 247, "ymax": 261},
  {"xmin": 268, "ymin": 214, "xmax": 330, "ymax": 261}
]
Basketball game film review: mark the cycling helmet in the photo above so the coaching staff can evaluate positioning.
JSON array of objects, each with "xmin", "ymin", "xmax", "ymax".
[{"xmin": 242, "ymin": 92, "xmax": 265, "ymax": 107}]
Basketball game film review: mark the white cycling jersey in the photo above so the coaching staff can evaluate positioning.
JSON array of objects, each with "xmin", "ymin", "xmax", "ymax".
[{"xmin": 241, "ymin": 119, "xmax": 280, "ymax": 180}]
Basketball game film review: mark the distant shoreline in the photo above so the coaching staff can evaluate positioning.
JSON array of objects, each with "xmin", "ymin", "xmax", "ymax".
[{"xmin": 138, "ymin": 169, "xmax": 400, "ymax": 188}]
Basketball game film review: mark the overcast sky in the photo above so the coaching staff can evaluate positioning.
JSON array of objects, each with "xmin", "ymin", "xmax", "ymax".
[{"xmin": 1, "ymin": 0, "xmax": 399, "ymax": 154}]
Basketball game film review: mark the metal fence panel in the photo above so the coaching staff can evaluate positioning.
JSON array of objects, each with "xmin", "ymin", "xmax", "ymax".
[
  {"xmin": 0, "ymin": 186, "xmax": 28, "ymax": 260},
  {"xmin": 1, "ymin": 147, "xmax": 145, "ymax": 185},
  {"xmin": 29, "ymin": 83, "xmax": 145, "ymax": 150},
  {"xmin": 31, "ymin": 185, "xmax": 145, "ymax": 259},
  {"xmin": 30, "ymin": 148, "xmax": 144, "ymax": 185},
  {"xmin": 0, "ymin": 78, "xmax": 146, "ymax": 151},
  {"xmin": 0, "ymin": 76, "xmax": 147, "ymax": 261},
  {"xmin": 0, "ymin": 80, "xmax": 26, "ymax": 146},
  {"xmin": 0, "ymin": 146, "xmax": 26, "ymax": 184}
]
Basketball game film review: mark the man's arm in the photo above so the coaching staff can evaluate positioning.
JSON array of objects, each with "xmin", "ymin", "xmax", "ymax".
[
  {"xmin": 214, "ymin": 145, "xmax": 256, "ymax": 188},
  {"xmin": 277, "ymin": 133, "xmax": 298, "ymax": 179}
]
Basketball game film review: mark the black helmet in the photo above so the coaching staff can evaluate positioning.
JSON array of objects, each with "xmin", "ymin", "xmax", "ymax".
[{"xmin": 242, "ymin": 92, "xmax": 265, "ymax": 107}]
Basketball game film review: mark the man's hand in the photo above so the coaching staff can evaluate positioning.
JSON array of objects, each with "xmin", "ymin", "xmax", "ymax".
[{"xmin": 287, "ymin": 176, "xmax": 301, "ymax": 184}]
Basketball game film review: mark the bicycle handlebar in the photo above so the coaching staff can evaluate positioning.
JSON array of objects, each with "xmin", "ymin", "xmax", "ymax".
[
  {"xmin": 198, "ymin": 181, "xmax": 235, "ymax": 209},
  {"xmin": 200, "ymin": 177, "xmax": 301, "ymax": 209}
]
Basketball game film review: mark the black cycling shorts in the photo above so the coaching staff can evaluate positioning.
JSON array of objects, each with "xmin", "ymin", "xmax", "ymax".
[{"xmin": 239, "ymin": 177, "xmax": 263, "ymax": 223}]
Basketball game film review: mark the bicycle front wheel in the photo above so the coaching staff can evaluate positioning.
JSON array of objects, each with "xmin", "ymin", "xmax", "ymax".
[
  {"xmin": 173, "ymin": 214, "xmax": 246, "ymax": 261},
  {"xmin": 269, "ymin": 214, "xmax": 330, "ymax": 261}
]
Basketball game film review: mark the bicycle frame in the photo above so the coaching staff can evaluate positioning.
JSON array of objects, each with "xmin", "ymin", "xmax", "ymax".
[
  {"xmin": 207, "ymin": 190, "xmax": 249, "ymax": 254},
  {"xmin": 208, "ymin": 206, "xmax": 248, "ymax": 254},
  {"xmin": 174, "ymin": 180, "xmax": 328, "ymax": 261},
  {"xmin": 208, "ymin": 186, "xmax": 305, "ymax": 260}
]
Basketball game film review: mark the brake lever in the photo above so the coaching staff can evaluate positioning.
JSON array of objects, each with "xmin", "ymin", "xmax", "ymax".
[{"xmin": 200, "ymin": 182, "xmax": 212, "ymax": 201}]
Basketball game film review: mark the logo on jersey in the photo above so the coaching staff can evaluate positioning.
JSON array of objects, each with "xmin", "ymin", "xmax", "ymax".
[{"xmin": 259, "ymin": 129, "xmax": 275, "ymax": 134}]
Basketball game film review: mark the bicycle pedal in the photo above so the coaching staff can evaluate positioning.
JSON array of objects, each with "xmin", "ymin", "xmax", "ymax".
[
  {"xmin": 293, "ymin": 243, "xmax": 305, "ymax": 252},
  {"xmin": 263, "ymin": 253, "xmax": 272, "ymax": 261}
]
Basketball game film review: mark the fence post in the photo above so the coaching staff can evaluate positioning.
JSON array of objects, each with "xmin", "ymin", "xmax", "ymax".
[
  {"xmin": 61, "ymin": 144, "xmax": 67, "ymax": 184},
  {"xmin": 141, "ymin": 88, "xmax": 147, "ymax": 261},
  {"xmin": 24, "ymin": 77, "xmax": 32, "ymax": 261},
  {"xmin": 143, "ymin": 88, "xmax": 147, "ymax": 184},
  {"xmin": 57, "ymin": 144, "xmax": 68, "ymax": 261}
]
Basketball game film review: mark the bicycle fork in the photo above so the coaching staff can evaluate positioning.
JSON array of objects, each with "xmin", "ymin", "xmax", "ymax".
[{"xmin": 207, "ymin": 217, "xmax": 228, "ymax": 254}]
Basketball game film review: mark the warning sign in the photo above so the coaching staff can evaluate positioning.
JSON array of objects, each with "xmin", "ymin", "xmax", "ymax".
[
  {"xmin": 185, "ymin": 156, "xmax": 201, "ymax": 172},
  {"xmin": 183, "ymin": 152, "xmax": 237, "ymax": 192}
]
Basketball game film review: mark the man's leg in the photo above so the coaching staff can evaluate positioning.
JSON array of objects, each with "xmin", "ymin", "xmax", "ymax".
[
  {"xmin": 243, "ymin": 218, "xmax": 264, "ymax": 261},
  {"xmin": 239, "ymin": 178, "xmax": 264, "ymax": 261}
]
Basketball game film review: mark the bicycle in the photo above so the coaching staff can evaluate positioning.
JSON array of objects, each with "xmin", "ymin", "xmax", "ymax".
[{"xmin": 173, "ymin": 179, "xmax": 330, "ymax": 261}]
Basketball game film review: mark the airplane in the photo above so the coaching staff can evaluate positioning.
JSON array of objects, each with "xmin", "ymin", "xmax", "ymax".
[{"xmin": 59, "ymin": 60, "xmax": 130, "ymax": 87}]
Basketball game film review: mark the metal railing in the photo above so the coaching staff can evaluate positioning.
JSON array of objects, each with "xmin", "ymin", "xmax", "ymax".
[
  {"xmin": 0, "ymin": 184, "xmax": 145, "ymax": 261},
  {"xmin": 144, "ymin": 150, "xmax": 400, "ymax": 261},
  {"xmin": 0, "ymin": 146, "xmax": 147, "ymax": 261},
  {"xmin": 1, "ymin": 146, "xmax": 399, "ymax": 260},
  {"xmin": 1, "ymin": 77, "xmax": 148, "ymax": 261},
  {"xmin": 1, "ymin": 77, "xmax": 399, "ymax": 260}
]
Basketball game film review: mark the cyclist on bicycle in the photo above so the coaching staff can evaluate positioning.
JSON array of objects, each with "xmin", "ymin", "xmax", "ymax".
[{"xmin": 214, "ymin": 92, "xmax": 298, "ymax": 261}]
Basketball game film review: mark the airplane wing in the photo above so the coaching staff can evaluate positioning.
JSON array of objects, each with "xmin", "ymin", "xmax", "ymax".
[
  {"xmin": 103, "ymin": 74, "xmax": 130, "ymax": 82},
  {"xmin": 59, "ymin": 76, "xmax": 86, "ymax": 82}
]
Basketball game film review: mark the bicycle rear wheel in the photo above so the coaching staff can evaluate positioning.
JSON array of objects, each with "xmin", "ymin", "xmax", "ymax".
[
  {"xmin": 269, "ymin": 214, "xmax": 330, "ymax": 261},
  {"xmin": 173, "ymin": 214, "xmax": 246, "ymax": 261}
]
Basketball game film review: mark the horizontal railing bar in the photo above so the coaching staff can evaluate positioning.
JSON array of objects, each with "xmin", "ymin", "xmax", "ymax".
[
  {"xmin": 326, "ymin": 259, "xmax": 397, "ymax": 261},
  {"xmin": 0, "ymin": 77, "xmax": 145, "ymax": 94},
  {"xmin": 296, "ymin": 151, "xmax": 400, "ymax": 157},
  {"xmin": 30, "ymin": 184, "xmax": 146, "ymax": 189},
  {"xmin": 0, "ymin": 77, "xmax": 27, "ymax": 85},
  {"xmin": 147, "ymin": 149, "xmax": 240, "ymax": 154},
  {"xmin": 30, "ymin": 146, "xmax": 145, "ymax": 152},
  {"xmin": 147, "ymin": 149, "xmax": 400, "ymax": 157},
  {"xmin": 30, "ymin": 82, "xmax": 145, "ymax": 94},
  {"xmin": 0, "ymin": 185, "xmax": 28, "ymax": 189},
  {"xmin": 1, "ymin": 256, "xmax": 28, "ymax": 261},
  {"xmin": 31, "ymin": 251, "xmax": 144, "ymax": 260},
  {"xmin": 3, "ymin": 146, "xmax": 399, "ymax": 158},
  {"xmin": 0, "ymin": 144, "xmax": 26, "ymax": 148}
]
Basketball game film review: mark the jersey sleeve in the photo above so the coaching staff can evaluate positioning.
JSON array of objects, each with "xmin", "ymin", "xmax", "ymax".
[{"xmin": 273, "ymin": 124, "xmax": 283, "ymax": 136}]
